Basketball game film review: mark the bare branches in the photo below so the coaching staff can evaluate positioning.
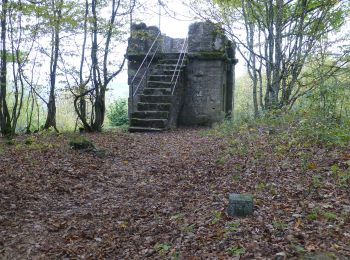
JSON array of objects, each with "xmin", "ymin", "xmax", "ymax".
[{"xmin": 189, "ymin": 0, "xmax": 349, "ymax": 113}]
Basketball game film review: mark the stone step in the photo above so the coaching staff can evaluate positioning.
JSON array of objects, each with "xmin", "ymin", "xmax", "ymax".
[
  {"xmin": 157, "ymin": 59, "xmax": 180, "ymax": 64},
  {"xmin": 132, "ymin": 111, "xmax": 169, "ymax": 119},
  {"xmin": 128, "ymin": 126, "xmax": 165, "ymax": 133},
  {"xmin": 160, "ymin": 69, "xmax": 183, "ymax": 75},
  {"xmin": 155, "ymin": 64, "xmax": 186, "ymax": 70},
  {"xmin": 143, "ymin": 88, "xmax": 171, "ymax": 95},
  {"xmin": 130, "ymin": 118, "xmax": 168, "ymax": 128},
  {"xmin": 161, "ymin": 53, "xmax": 185, "ymax": 60},
  {"xmin": 149, "ymin": 69, "xmax": 179, "ymax": 77},
  {"xmin": 148, "ymin": 74, "xmax": 173, "ymax": 81},
  {"xmin": 140, "ymin": 94, "xmax": 172, "ymax": 103},
  {"xmin": 147, "ymin": 81, "xmax": 173, "ymax": 88},
  {"xmin": 137, "ymin": 102, "xmax": 171, "ymax": 111}
]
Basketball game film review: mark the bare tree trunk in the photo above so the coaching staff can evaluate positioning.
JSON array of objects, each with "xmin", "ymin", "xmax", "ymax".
[
  {"xmin": 242, "ymin": 0, "xmax": 258, "ymax": 117},
  {"xmin": 0, "ymin": 0, "xmax": 12, "ymax": 136},
  {"xmin": 44, "ymin": 0, "xmax": 62, "ymax": 132},
  {"xmin": 271, "ymin": 0, "xmax": 283, "ymax": 107},
  {"xmin": 9, "ymin": 3, "xmax": 25, "ymax": 135},
  {"xmin": 264, "ymin": 0, "xmax": 274, "ymax": 108},
  {"xmin": 78, "ymin": 0, "xmax": 89, "ymax": 128}
]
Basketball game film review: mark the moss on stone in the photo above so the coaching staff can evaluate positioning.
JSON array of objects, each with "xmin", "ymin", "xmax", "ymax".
[
  {"xmin": 69, "ymin": 136, "xmax": 95, "ymax": 150},
  {"xmin": 189, "ymin": 51, "xmax": 226, "ymax": 60}
]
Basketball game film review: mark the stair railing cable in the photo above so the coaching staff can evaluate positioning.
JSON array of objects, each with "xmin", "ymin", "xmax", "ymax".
[
  {"xmin": 171, "ymin": 38, "xmax": 188, "ymax": 95},
  {"xmin": 131, "ymin": 31, "xmax": 161, "ymax": 98}
]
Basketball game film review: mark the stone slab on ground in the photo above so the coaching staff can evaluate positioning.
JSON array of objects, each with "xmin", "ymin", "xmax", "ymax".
[{"xmin": 227, "ymin": 193, "xmax": 253, "ymax": 217}]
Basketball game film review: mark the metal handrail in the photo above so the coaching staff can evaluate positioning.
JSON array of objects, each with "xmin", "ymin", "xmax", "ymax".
[
  {"xmin": 171, "ymin": 40, "xmax": 188, "ymax": 95},
  {"xmin": 132, "ymin": 43, "xmax": 161, "ymax": 97},
  {"xmin": 130, "ymin": 31, "xmax": 161, "ymax": 86},
  {"xmin": 171, "ymin": 38, "xmax": 188, "ymax": 82}
]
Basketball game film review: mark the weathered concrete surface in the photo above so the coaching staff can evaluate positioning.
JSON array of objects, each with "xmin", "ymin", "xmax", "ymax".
[
  {"xmin": 128, "ymin": 23, "xmax": 160, "ymax": 55},
  {"xmin": 179, "ymin": 22, "xmax": 234, "ymax": 126},
  {"xmin": 162, "ymin": 36, "xmax": 186, "ymax": 53},
  {"xmin": 187, "ymin": 22, "xmax": 226, "ymax": 53},
  {"xmin": 179, "ymin": 59, "xmax": 226, "ymax": 126},
  {"xmin": 127, "ymin": 21, "xmax": 237, "ymax": 129},
  {"xmin": 227, "ymin": 193, "xmax": 253, "ymax": 217}
]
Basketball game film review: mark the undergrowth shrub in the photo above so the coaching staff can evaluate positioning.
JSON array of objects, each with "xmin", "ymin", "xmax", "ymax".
[
  {"xmin": 210, "ymin": 109, "xmax": 350, "ymax": 147},
  {"xmin": 107, "ymin": 98, "xmax": 128, "ymax": 127}
]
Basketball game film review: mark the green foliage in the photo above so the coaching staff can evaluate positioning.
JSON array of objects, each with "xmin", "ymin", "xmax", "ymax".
[
  {"xmin": 322, "ymin": 211, "xmax": 337, "ymax": 221},
  {"xmin": 307, "ymin": 209, "xmax": 337, "ymax": 221},
  {"xmin": 8, "ymin": 136, "xmax": 55, "ymax": 150},
  {"xmin": 24, "ymin": 136, "xmax": 36, "ymax": 145},
  {"xmin": 210, "ymin": 107, "xmax": 350, "ymax": 148},
  {"xmin": 256, "ymin": 182, "xmax": 267, "ymax": 192},
  {"xmin": 107, "ymin": 98, "xmax": 128, "ymax": 127},
  {"xmin": 211, "ymin": 210, "xmax": 222, "ymax": 225},
  {"xmin": 295, "ymin": 112, "xmax": 350, "ymax": 147},
  {"xmin": 182, "ymin": 224, "xmax": 196, "ymax": 233},
  {"xmin": 307, "ymin": 211, "xmax": 318, "ymax": 221},
  {"xmin": 224, "ymin": 221, "xmax": 240, "ymax": 237},
  {"xmin": 292, "ymin": 244, "xmax": 306, "ymax": 254},
  {"xmin": 299, "ymin": 57, "xmax": 350, "ymax": 122},
  {"xmin": 154, "ymin": 243, "xmax": 171, "ymax": 256},
  {"xmin": 5, "ymin": 139, "xmax": 15, "ymax": 146},
  {"xmin": 311, "ymin": 175, "xmax": 323, "ymax": 190},
  {"xmin": 69, "ymin": 136, "xmax": 95, "ymax": 150},
  {"xmin": 226, "ymin": 245, "xmax": 246, "ymax": 256},
  {"xmin": 272, "ymin": 220, "xmax": 288, "ymax": 231},
  {"xmin": 338, "ymin": 171, "xmax": 350, "ymax": 187},
  {"xmin": 170, "ymin": 213, "xmax": 184, "ymax": 222},
  {"xmin": 331, "ymin": 165, "xmax": 350, "ymax": 187}
]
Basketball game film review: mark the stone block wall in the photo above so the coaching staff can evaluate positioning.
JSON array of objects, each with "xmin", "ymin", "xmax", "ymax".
[
  {"xmin": 187, "ymin": 22, "xmax": 226, "ymax": 53},
  {"xmin": 127, "ymin": 21, "xmax": 237, "ymax": 126},
  {"xmin": 179, "ymin": 59, "xmax": 226, "ymax": 125},
  {"xmin": 128, "ymin": 23, "xmax": 160, "ymax": 55},
  {"xmin": 178, "ymin": 22, "xmax": 235, "ymax": 126},
  {"xmin": 162, "ymin": 36, "xmax": 186, "ymax": 53}
]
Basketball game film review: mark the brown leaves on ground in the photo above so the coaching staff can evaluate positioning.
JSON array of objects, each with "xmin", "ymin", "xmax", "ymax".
[{"xmin": 0, "ymin": 128, "xmax": 349, "ymax": 259}]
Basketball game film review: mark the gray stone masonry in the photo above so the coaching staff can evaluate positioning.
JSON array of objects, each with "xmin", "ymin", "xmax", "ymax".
[
  {"xmin": 187, "ymin": 22, "xmax": 226, "ymax": 53},
  {"xmin": 127, "ymin": 21, "xmax": 237, "ymax": 131}
]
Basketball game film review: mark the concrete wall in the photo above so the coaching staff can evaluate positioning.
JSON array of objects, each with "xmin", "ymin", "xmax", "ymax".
[
  {"xmin": 187, "ymin": 22, "xmax": 226, "ymax": 53},
  {"xmin": 179, "ymin": 59, "xmax": 227, "ymax": 125},
  {"xmin": 162, "ymin": 36, "xmax": 186, "ymax": 53},
  {"xmin": 178, "ymin": 22, "xmax": 234, "ymax": 126},
  {"xmin": 127, "ymin": 22, "xmax": 237, "ymax": 126}
]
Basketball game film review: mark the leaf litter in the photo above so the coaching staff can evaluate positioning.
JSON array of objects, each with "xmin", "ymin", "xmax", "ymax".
[{"xmin": 0, "ymin": 128, "xmax": 349, "ymax": 259}]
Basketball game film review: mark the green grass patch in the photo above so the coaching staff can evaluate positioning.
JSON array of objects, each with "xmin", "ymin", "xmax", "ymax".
[{"xmin": 226, "ymin": 245, "xmax": 246, "ymax": 256}]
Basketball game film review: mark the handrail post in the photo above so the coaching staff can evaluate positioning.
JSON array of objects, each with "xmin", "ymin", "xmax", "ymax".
[
  {"xmin": 133, "ymin": 43, "xmax": 161, "ymax": 97},
  {"xmin": 171, "ymin": 39, "xmax": 188, "ymax": 96},
  {"xmin": 130, "ymin": 31, "xmax": 161, "ymax": 87}
]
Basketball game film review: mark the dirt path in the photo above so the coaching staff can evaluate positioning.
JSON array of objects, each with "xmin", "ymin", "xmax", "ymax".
[{"xmin": 0, "ymin": 129, "xmax": 349, "ymax": 259}]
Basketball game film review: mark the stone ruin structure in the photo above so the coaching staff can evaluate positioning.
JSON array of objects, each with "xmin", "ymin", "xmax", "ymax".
[{"xmin": 127, "ymin": 21, "xmax": 238, "ymax": 132}]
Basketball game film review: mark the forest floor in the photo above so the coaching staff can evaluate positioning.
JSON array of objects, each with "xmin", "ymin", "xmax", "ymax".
[{"xmin": 0, "ymin": 126, "xmax": 349, "ymax": 259}]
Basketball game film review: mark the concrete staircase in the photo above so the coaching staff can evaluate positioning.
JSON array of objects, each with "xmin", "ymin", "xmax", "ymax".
[{"xmin": 129, "ymin": 54, "xmax": 186, "ymax": 132}]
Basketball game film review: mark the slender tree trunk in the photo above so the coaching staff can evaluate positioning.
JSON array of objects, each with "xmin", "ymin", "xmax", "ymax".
[
  {"xmin": 44, "ymin": 0, "xmax": 62, "ymax": 131},
  {"xmin": 90, "ymin": 0, "xmax": 102, "ymax": 131},
  {"xmin": 264, "ymin": 0, "xmax": 274, "ymax": 108},
  {"xmin": 9, "ymin": 4, "xmax": 25, "ymax": 135},
  {"xmin": 271, "ymin": 0, "xmax": 283, "ymax": 107},
  {"xmin": 75, "ymin": 0, "xmax": 90, "ymax": 131},
  {"xmin": 0, "ymin": 0, "xmax": 11, "ymax": 136}
]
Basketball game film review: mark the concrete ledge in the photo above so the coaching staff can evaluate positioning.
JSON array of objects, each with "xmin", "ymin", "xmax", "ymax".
[{"xmin": 187, "ymin": 52, "xmax": 228, "ymax": 61}]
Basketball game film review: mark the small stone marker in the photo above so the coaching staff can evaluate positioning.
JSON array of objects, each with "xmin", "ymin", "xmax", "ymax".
[{"xmin": 227, "ymin": 193, "xmax": 253, "ymax": 217}]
